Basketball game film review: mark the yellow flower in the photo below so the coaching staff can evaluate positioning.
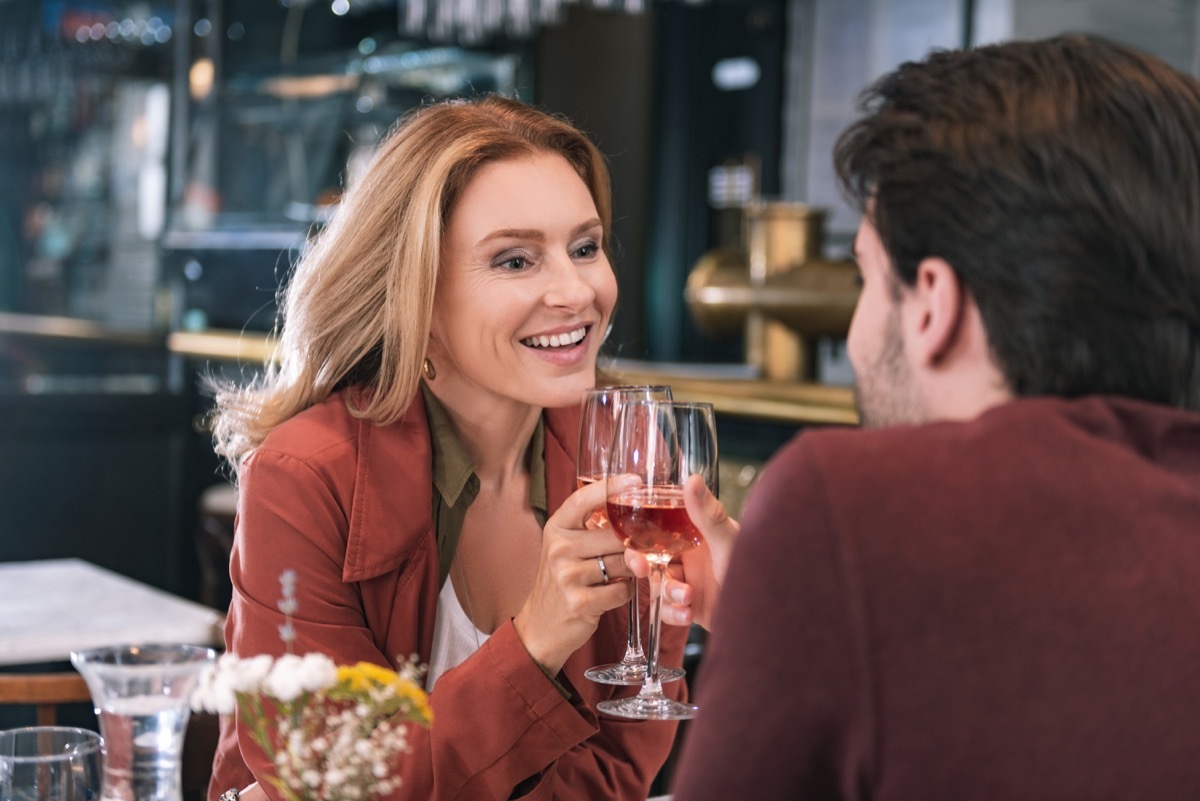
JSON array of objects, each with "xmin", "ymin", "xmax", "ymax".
[
  {"xmin": 398, "ymin": 681, "xmax": 433, "ymax": 725},
  {"xmin": 197, "ymin": 572, "xmax": 431, "ymax": 801},
  {"xmin": 330, "ymin": 662, "xmax": 433, "ymax": 726},
  {"xmin": 336, "ymin": 662, "xmax": 399, "ymax": 693}
]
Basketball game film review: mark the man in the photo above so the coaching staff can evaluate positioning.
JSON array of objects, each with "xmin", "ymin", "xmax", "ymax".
[{"xmin": 641, "ymin": 35, "xmax": 1200, "ymax": 799}]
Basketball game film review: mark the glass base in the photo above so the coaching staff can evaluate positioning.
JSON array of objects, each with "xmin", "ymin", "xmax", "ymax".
[
  {"xmin": 597, "ymin": 694, "xmax": 699, "ymax": 721},
  {"xmin": 584, "ymin": 662, "xmax": 685, "ymax": 686}
]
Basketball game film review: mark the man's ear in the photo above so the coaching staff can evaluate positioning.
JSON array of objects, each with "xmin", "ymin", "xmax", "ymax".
[{"xmin": 904, "ymin": 256, "xmax": 965, "ymax": 367}]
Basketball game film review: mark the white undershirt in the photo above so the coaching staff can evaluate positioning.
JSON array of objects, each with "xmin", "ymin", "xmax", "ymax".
[{"xmin": 426, "ymin": 575, "xmax": 490, "ymax": 693}]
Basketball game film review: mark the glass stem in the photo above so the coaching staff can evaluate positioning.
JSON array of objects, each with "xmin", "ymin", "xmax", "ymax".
[
  {"xmin": 639, "ymin": 557, "xmax": 669, "ymax": 698},
  {"xmin": 623, "ymin": 590, "xmax": 645, "ymax": 663}
]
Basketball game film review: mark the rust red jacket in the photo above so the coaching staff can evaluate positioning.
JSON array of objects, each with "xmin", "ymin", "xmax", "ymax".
[{"xmin": 209, "ymin": 389, "xmax": 686, "ymax": 801}]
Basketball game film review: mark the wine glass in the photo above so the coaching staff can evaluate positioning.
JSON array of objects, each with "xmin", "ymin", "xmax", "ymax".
[
  {"xmin": 598, "ymin": 400, "xmax": 718, "ymax": 720},
  {"xmin": 0, "ymin": 726, "xmax": 103, "ymax": 801},
  {"xmin": 577, "ymin": 384, "xmax": 684, "ymax": 686}
]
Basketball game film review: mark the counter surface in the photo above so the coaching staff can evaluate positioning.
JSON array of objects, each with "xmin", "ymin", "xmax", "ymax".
[
  {"xmin": 0, "ymin": 558, "xmax": 223, "ymax": 666},
  {"xmin": 0, "ymin": 317, "xmax": 858, "ymax": 427},
  {"xmin": 168, "ymin": 330, "xmax": 859, "ymax": 427}
]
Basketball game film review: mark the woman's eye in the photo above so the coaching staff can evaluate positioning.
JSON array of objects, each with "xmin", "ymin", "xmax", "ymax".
[
  {"xmin": 572, "ymin": 242, "xmax": 599, "ymax": 259},
  {"xmin": 496, "ymin": 254, "xmax": 529, "ymax": 271}
]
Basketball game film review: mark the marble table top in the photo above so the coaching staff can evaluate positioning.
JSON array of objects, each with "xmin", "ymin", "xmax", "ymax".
[{"xmin": 0, "ymin": 558, "xmax": 223, "ymax": 666}]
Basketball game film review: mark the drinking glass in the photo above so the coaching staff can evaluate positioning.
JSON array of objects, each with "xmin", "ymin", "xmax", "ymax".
[
  {"xmin": 577, "ymin": 385, "xmax": 684, "ymax": 686},
  {"xmin": 0, "ymin": 726, "xmax": 103, "ymax": 801},
  {"xmin": 598, "ymin": 400, "xmax": 718, "ymax": 720},
  {"xmin": 70, "ymin": 644, "xmax": 215, "ymax": 801}
]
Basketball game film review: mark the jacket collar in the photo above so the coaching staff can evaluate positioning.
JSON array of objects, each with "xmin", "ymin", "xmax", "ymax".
[{"xmin": 341, "ymin": 393, "xmax": 580, "ymax": 583}]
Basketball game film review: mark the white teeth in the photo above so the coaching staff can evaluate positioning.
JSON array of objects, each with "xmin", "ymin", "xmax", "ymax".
[{"xmin": 523, "ymin": 326, "xmax": 587, "ymax": 349}]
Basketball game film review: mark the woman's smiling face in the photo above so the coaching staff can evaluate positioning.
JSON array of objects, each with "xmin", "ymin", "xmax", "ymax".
[{"xmin": 427, "ymin": 152, "xmax": 617, "ymax": 412}]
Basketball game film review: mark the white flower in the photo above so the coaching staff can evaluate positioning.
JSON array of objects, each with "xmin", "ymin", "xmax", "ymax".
[
  {"xmin": 200, "ymin": 570, "xmax": 430, "ymax": 801},
  {"xmin": 191, "ymin": 662, "xmax": 235, "ymax": 714},
  {"xmin": 296, "ymin": 653, "xmax": 338, "ymax": 691},
  {"xmin": 229, "ymin": 654, "xmax": 274, "ymax": 692},
  {"xmin": 262, "ymin": 653, "xmax": 337, "ymax": 701},
  {"xmin": 279, "ymin": 569, "xmax": 297, "ymax": 591}
]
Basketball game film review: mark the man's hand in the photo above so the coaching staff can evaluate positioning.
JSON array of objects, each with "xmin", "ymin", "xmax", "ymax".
[{"xmin": 624, "ymin": 474, "xmax": 738, "ymax": 631}]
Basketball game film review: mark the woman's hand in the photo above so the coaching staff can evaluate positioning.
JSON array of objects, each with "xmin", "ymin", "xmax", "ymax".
[
  {"xmin": 513, "ymin": 474, "xmax": 639, "ymax": 674},
  {"xmin": 230, "ymin": 783, "xmax": 266, "ymax": 801},
  {"xmin": 624, "ymin": 474, "xmax": 738, "ymax": 631}
]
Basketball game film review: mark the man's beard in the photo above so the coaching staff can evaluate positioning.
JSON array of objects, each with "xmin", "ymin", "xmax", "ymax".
[{"xmin": 853, "ymin": 306, "xmax": 924, "ymax": 429}]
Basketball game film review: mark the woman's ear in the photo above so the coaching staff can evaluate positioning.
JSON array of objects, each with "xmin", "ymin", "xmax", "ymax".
[{"xmin": 905, "ymin": 256, "xmax": 965, "ymax": 367}]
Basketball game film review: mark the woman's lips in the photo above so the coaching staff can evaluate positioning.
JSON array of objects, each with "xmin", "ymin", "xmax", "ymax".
[
  {"xmin": 520, "ymin": 325, "xmax": 592, "ymax": 365},
  {"xmin": 520, "ymin": 325, "xmax": 589, "ymax": 349}
]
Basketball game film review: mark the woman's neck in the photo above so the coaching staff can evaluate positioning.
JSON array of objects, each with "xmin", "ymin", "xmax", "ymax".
[{"xmin": 425, "ymin": 383, "xmax": 542, "ymax": 487}]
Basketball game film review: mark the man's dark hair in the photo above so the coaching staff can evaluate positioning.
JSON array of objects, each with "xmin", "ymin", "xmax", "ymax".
[{"xmin": 834, "ymin": 34, "xmax": 1200, "ymax": 410}]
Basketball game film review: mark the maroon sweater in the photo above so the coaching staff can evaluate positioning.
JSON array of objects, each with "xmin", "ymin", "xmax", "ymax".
[{"xmin": 673, "ymin": 396, "xmax": 1200, "ymax": 800}]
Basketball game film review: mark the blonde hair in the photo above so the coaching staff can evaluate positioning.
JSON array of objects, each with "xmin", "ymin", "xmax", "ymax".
[{"xmin": 209, "ymin": 95, "xmax": 613, "ymax": 475}]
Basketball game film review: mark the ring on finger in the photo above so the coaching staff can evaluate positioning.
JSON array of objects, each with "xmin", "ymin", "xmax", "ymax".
[{"xmin": 596, "ymin": 555, "xmax": 610, "ymax": 584}]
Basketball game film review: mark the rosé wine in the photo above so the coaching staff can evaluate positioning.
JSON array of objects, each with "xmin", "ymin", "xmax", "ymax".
[{"xmin": 606, "ymin": 486, "xmax": 703, "ymax": 557}]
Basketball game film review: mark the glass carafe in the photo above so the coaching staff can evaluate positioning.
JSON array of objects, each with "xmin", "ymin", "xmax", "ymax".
[{"xmin": 71, "ymin": 644, "xmax": 216, "ymax": 801}]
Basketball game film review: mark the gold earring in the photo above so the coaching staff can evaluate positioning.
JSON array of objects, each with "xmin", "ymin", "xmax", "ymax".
[{"xmin": 422, "ymin": 358, "xmax": 436, "ymax": 380}]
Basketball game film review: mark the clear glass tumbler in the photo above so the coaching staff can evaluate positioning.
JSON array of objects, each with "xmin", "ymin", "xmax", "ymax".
[
  {"xmin": 0, "ymin": 726, "xmax": 103, "ymax": 801},
  {"xmin": 71, "ymin": 644, "xmax": 215, "ymax": 801}
]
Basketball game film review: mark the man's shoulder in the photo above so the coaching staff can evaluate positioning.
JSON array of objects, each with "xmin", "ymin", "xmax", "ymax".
[
  {"xmin": 789, "ymin": 396, "xmax": 1121, "ymax": 468},
  {"xmin": 760, "ymin": 394, "xmax": 1197, "ymax": 511},
  {"xmin": 755, "ymin": 399, "xmax": 1068, "ymax": 506}
]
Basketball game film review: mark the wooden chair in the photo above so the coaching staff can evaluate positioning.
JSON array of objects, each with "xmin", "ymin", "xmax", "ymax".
[
  {"xmin": 0, "ymin": 672, "xmax": 93, "ymax": 726},
  {"xmin": 196, "ymin": 481, "xmax": 238, "ymax": 611}
]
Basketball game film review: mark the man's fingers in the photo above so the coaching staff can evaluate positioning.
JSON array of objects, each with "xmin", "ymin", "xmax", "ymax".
[
  {"xmin": 664, "ymin": 575, "xmax": 692, "ymax": 606},
  {"xmin": 620, "ymin": 557, "xmax": 696, "ymax": 627},
  {"xmin": 684, "ymin": 473, "xmax": 729, "ymax": 529},
  {"xmin": 659, "ymin": 602, "xmax": 695, "ymax": 627}
]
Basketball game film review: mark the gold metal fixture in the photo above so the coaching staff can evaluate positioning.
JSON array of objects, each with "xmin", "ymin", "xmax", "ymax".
[{"xmin": 684, "ymin": 202, "xmax": 859, "ymax": 381}]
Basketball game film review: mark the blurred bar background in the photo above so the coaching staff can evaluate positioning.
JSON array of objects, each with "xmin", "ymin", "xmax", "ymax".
[{"xmin": 0, "ymin": 0, "xmax": 1196, "ymax": 605}]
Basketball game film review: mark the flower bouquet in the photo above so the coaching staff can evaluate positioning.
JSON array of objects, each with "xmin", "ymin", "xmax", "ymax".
[{"xmin": 193, "ymin": 571, "xmax": 432, "ymax": 801}]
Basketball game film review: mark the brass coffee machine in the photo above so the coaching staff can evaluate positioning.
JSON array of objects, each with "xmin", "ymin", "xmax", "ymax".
[{"xmin": 684, "ymin": 201, "xmax": 860, "ymax": 382}]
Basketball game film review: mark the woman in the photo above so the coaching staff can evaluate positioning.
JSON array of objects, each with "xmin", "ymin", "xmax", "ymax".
[{"xmin": 206, "ymin": 96, "xmax": 688, "ymax": 800}]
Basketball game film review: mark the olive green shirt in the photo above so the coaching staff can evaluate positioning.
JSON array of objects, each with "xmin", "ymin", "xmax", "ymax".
[{"xmin": 422, "ymin": 383, "xmax": 549, "ymax": 588}]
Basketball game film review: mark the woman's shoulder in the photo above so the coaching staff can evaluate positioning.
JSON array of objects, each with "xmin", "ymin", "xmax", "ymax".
[
  {"xmin": 253, "ymin": 388, "xmax": 430, "ymax": 473},
  {"xmin": 256, "ymin": 390, "xmax": 365, "ymax": 462},
  {"xmin": 238, "ymin": 388, "xmax": 435, "ymax": 580}
]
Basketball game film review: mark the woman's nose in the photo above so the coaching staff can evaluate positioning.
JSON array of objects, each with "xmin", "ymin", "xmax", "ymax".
[{"xmin": 543, "ymin": 255, "xmax": 597, "ymax": 311}]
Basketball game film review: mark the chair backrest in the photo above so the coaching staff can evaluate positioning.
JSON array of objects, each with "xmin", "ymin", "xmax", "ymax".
[
  {"xmin": 0, "ymin": 672, "xmax": 93, "ymax": 727},
  {"xmin": 196, "ymin": 481, "xmax": 238, "ymax": 611}
]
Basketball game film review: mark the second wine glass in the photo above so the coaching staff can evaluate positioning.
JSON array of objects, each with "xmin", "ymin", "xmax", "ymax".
[
  {"xmin": 577, "ymin": 385, "xmax": 683, "ymax": 686},
  {"xmin": 598, "ymin": 400, "xmax": 718, "ymax": 720}
]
